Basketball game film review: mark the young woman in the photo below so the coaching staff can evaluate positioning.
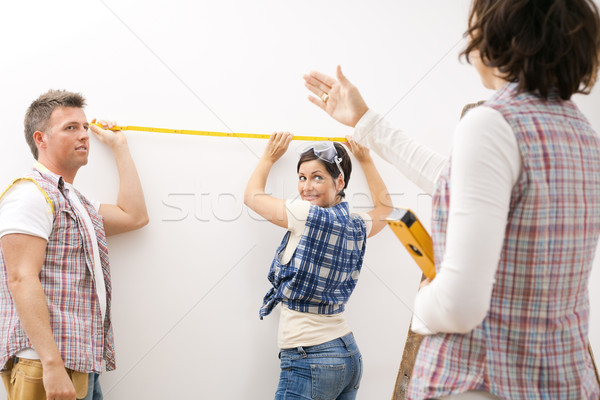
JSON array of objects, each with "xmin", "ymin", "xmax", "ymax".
[
  {"xmin": 303, "ymin": 0, "xmax": 600, "ymax": 399},
  {"xmin": 244, "ymin": 132, "xmax": 392, "ymax": 400}
]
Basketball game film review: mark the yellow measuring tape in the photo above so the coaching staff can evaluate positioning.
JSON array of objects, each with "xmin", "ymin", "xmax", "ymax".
[{"xmin": 91, "ymin": 124, "xmax": 347, "ymax": 142}]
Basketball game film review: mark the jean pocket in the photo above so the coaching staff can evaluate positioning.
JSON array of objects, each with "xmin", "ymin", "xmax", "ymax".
[
  {"xmin": 310, "ymin": 363, "xmax": 345, "ymax": 400},
  {"xmin": 353, "ymin": 355, "xmax": 363, "ymax": 389}
]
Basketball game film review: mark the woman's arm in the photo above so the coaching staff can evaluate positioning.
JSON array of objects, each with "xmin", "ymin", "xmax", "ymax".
[
  {"xmin": 244, "ymin": 132, "xmax": 293, "ymax": 228},
  {"xmin": 304, "ymin": 66, "xmax": 447, "ymax": 194},
  {"xmin": 353, "ymin": 111, "xmax": 447, "ymax": 195},
  {"xmin": 345, "ymin": 137, "xmax": 393, "ymax": 237},
  {"xmin": 412, "ymin": 107, "xmax": 522, "ymax": 335}
]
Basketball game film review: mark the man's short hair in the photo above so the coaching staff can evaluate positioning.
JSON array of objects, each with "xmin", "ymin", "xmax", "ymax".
[{"xmin": 24, "ymin": 89, "xmax": 86, "ymax": 159}]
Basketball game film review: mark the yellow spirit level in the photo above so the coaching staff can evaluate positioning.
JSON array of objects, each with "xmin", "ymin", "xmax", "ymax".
[{"xmin": 386, "ymin": 208, "xmax": 436, "ymax": 279}]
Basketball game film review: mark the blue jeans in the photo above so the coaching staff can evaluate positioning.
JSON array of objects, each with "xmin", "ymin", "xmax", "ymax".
[
  {"xmin": 81, "ymin": 372, "xmax": 102, "ymax": 400},
  {"xmin": 275, "ymin": 333, "xmax": 363, "ymax": 400}
]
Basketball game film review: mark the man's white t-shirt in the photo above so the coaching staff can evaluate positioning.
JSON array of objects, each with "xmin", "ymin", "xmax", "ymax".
[{"xmin": 0, "ymin": 167, "xmax": 106, "ymax": 359}]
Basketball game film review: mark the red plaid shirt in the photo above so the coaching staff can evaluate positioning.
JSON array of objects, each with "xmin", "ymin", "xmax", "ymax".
[
  {"xmin": 409, "ymin": 83, "xmax": 600, "ymax": 399},
  {"xmin": 0, "ymin": 167, "xmax": 115, "ymax": 373}
]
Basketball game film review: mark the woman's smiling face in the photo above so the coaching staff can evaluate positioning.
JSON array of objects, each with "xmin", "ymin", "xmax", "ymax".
[{"xmin": 297, "ymin": 159, "xmax": 342, "ymax": 208}]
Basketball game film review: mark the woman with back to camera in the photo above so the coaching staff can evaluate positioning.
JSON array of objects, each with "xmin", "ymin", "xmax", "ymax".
[
  {"xmin": 303, "ymin": 0, "xmax": 600, "ymax": 399},
  {"xmin": 244, "ymin": 132, "xmax": 392, "ymax": 399}
]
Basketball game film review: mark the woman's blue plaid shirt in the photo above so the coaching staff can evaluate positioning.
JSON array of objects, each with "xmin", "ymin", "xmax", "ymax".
[{"xmin": 260, "ymin": 201, "xmax": 368, "ymax": 318}]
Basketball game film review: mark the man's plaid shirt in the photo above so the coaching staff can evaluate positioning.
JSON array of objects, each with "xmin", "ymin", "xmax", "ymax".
[{"xmin": 0, "ymin": 167, "xmax": 115, "ymax": 373}]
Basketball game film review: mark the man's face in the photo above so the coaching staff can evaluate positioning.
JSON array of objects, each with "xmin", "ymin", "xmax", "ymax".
[{"xmin": 42, "ymin": 107, "xmax": 90, "ymax": 172}]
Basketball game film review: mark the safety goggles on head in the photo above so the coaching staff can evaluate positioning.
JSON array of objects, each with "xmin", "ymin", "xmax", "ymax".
[{"xmin": 297, "ymin": 141, "xmax": 345, "ymax": 182}]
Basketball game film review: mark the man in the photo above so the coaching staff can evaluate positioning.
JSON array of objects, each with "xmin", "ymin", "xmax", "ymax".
[{"xmin": 0, "ymin": 90, "xmax": 149, "ymax": 400}]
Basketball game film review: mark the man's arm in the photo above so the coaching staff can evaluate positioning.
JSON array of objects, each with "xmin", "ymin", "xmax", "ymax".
[
  {"xmin": 1, "ymin": 234, "xmax": 76, "ymax": 400},
  {"xmin": 90, "ymin": 120, "xmax": 149, "ymax": 237}
]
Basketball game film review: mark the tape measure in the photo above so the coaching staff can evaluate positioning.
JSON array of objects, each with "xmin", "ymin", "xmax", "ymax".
[{"xmin": 90, "ymin": 124, "xmax": 347, "ymax": 142}]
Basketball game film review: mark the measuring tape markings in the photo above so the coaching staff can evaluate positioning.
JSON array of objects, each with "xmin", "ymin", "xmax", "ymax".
[{"xmin": 91, "ymin": 124, "xmax": 347, "ymax": 142}]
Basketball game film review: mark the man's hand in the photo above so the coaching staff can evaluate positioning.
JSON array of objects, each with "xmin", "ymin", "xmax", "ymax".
[
  {"xmin": 303, "ymin": 65, "xmax": 369, "ymax": 128},
  {"xmin": 89, "ymin": 118, "xmax": 127, "ymax": 150},
  {"xmin": 43, "ymin": 363, "xmax": 76, "ymax": 400}
]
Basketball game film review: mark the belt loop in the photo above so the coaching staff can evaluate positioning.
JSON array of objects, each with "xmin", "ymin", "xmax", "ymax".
[
  {"xmin": 341, "ymin": 333, "xmax": 353, "ymax": 351},
  {"xmin": 297, "ymin": 346, "xmax": 307, "ymax": 358}
]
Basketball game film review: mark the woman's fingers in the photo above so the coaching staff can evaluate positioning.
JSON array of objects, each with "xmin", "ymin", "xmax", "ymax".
[
  {"xmin": 268, "ymin": 132, "xmax": 277, "ymax": 146},
  {"xmin": 282, "ymin": 132, "xmax": 293, "ymax": 149},
  {"xmin": 344, "ymin": 135, "xmax": 369, "ymax": 160},
  {"xmin": 275, "ymin": 132, "xmax": 286, "ymax": 148},
  {"xmin": 306, "ymin": 70, "xmax": 336, "ymax": 87},
  {"xmin": 303, "ymin": 74, "xmax": 332, "ymax": 97},
  {"xmin": 270, "ymin": 131, "xmax": 293, "ymax": 153},
  {"xmin": 345, "ymin": 136, "xmax": 357, "ymax": 152},
  {"xmin": 336, "ymin": 65, "xmax": 348, "ymax": 84},
  {"xmin": 307, "ymin": 94, "xmax": 327, "ymax": 111}
]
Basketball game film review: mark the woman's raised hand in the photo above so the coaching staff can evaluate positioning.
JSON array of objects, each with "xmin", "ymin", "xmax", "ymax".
[
  {"xmin": 262, "ymin": 131, "xmax": 293, "ymax": 163},
  {"xmin": 303, "ymin": 65, "xmax": 369, "ymax": 128},
  {"xmin": 344, "ymin": 135, "xmax": 372, "ymax": 163}
]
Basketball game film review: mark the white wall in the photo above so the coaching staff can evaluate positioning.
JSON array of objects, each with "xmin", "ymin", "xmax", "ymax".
[{"xmin": 1, "ymin": 1, "xmax": 599, "ymax": 399}]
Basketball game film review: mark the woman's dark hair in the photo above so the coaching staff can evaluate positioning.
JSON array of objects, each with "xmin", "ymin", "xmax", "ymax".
[
  {"xmin": 461, "ymin": 0, "xmax": 600, "ymax": 100},
  {"xmin": 297, "ymin": 142, "xmax": 352, "ymax": 198}
]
